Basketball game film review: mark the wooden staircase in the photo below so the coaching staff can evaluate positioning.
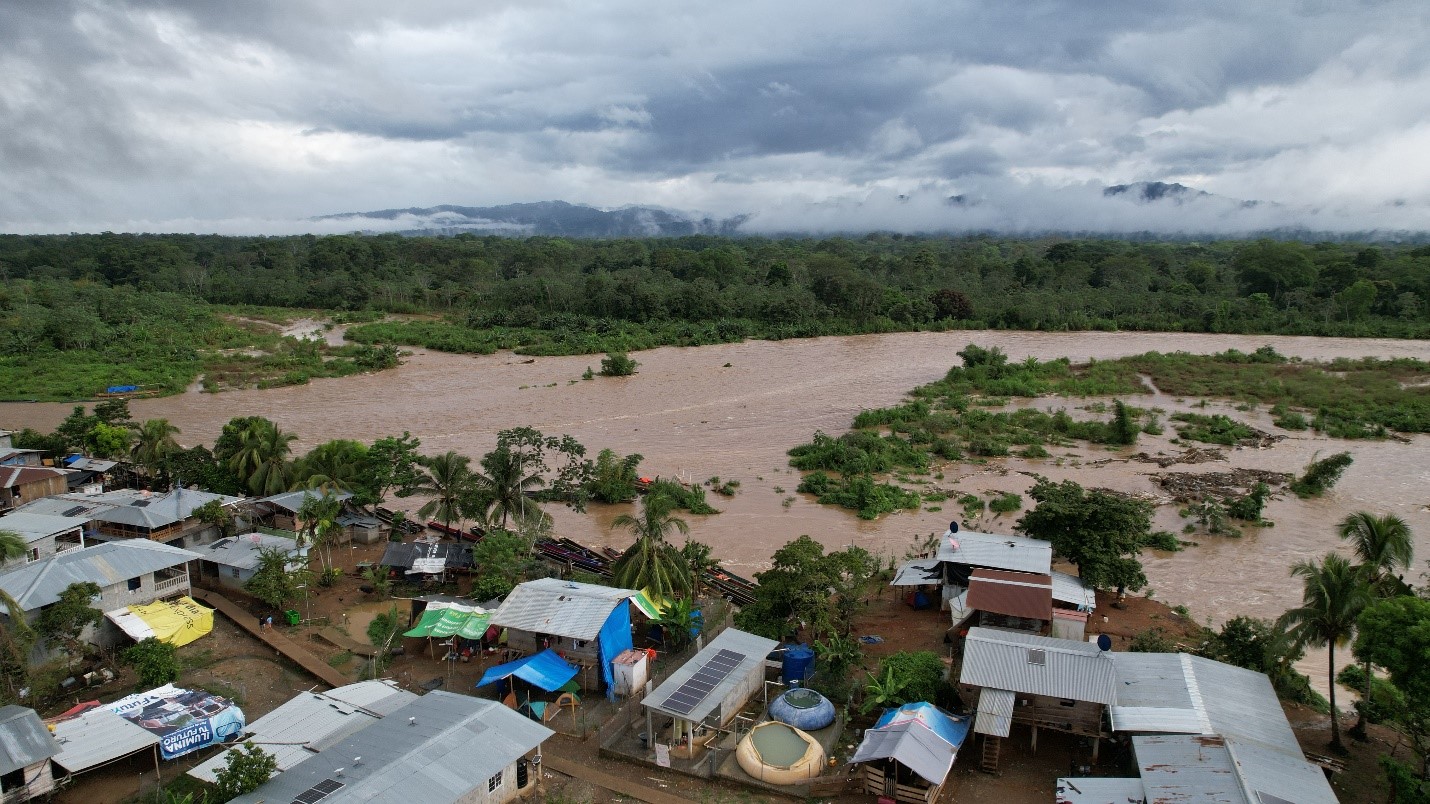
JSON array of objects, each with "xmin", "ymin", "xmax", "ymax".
[{"xmin": 980, "ymin": 735, "xmax": 1001, "ymax": 774}]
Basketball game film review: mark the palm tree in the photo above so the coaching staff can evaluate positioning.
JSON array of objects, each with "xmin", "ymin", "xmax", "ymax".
[
  {"xmin": 228, "ymin": 420, "xmax": 296, "ymax": 496},
  {"xmin": 609, "ymin": 494, "xmax": 693, "ymax": 601},
  {"xmin": 0, "ymin": 531, "xmax": 27, "ymax": 565},
  {"xmin": 292, "ymin": 439, "xmax": 366, "ymax": 494},
  {"xmin": 1279, "ymin": 552, "xmax": 1372, "ymax": 753},
  {"xmin": 1338, "ymin": 511, "xmax": 1414, "ymax": 738},
  {"xmin": 412, "ymin": 452, "xmax": 473, "ymax": 532},
  {"xmin": 470, "ymin": 445, "xmax": 546, "ymax": 532},
  {"xmin": 131, "ymin": 418, "xmax": 181, "ymax": 487},
  {"xmin": 0, "ymin": 586, "xmax": 36, "ymax": 700}
]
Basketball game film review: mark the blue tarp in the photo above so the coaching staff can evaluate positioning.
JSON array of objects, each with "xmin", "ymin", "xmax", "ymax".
[
  {"xmin": 106, "ymin": 385, "xmax": 139, "ymax": 394},
  {"xmin": 475, "ymin": 648, "xmax": 579, "ymax": 692},
  {"xmin": 597, "ymin": 600, "xmax": 634, "ymax": 701},
  {"xmin": 875, "ymin": 702, "xmax": 970, "ymax": 749}
]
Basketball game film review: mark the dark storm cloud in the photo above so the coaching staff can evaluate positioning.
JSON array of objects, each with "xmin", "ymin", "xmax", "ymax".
[{"xmin": 1, "ymin": 0, "xmax": 1427, "ymax": 233}]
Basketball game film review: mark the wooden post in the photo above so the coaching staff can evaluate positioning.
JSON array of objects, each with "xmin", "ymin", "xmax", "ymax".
[
  {"xmin": 1091, "ymin": 736, "xmax": 1100, "ymax": 762},
  {"xmin": 1031, "ymin": 724, "xmax": 1038, "ymax": 753}
]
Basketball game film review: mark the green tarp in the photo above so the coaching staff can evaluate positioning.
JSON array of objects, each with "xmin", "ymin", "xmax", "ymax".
[{"xmin": 402, "ymin": 602, "xmax": 490, "ymax": 639}]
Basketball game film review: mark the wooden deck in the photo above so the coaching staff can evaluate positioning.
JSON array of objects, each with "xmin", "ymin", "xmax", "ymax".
[{"xmin": 189, "ymin": 587, "xmax": 352, "ymax": 689}]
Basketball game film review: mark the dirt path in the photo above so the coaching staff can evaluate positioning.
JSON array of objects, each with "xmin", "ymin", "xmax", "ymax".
[{"xmin": 189, "ymin": 588, "xmax": 352, "ymax": 688}]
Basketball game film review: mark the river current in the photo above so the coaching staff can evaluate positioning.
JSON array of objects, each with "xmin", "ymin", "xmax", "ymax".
[{"xmin": 5, "ymin": 330, "xmax": 1428, "ymax": 694}]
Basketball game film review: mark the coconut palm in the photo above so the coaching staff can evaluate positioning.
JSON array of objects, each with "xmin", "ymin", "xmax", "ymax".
[
  {"xmin": 131, "ymin": 418, "xmax": 181, "ymax": 487},
  {"xmin": 609, "ymin": 494, "xmax": 693, "ymax": 601},
  {"xmin": 1278, "ymin": 552, "xmax": 1373, "ymax": 753},
  {"xmin": 0, "ymin": 531, "xmax": 26, "ymax": 564},
  {"xmin": 470, "ymin": 445, "xmax": 546, "ymax": 532},
  {"xmin": 1338, "ymin": 511, "xmax": 1414, "ymax": 738},
  {"xmin": 412, "ymin": 451, "xmax": 473, "ymax": 532},
  {"xmin": 292, "ymin": 439, "xmax": 367, "ymax": 494},
  {"xmin": 0, "ymin": 586, "xmax": 35, "ymax": 700},
  {"xmin": 228, "ymin": 420, "xmax": 296, "ymax": 496}
]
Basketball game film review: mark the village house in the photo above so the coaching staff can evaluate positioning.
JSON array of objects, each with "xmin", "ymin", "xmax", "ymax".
[
  {"xmin": 957, "ymin": 627, "xmax": 1117, "ymax": 772},
  {"xmin": 490, "ymin": 577, "xmax": 649, "ymax": 694},
  {"xmin": 0, "ymin": 448, "xmax": 44, "ymax": 469},
  {"xmin": 0, "ymin": 541, "xmax": 200, "ymax": 660},
  {"xmin": 890, "ymin": 528, "xmax": 1096, "ymax": 635},
  {"xmin": 12, "ymin": 488, "xmax": 243, "ymax": 549},
  {"xmin": 188, "ymin": 680, "xmax": 416, "ymax": 784},
  {"xmin": 230, "ymin": 690, "xmax": 552, "ymax": 804},
  {"xmin": 0, "ymin": 705, "xmax": 63, "ymax": 802},
  {"xmin": 641, "ymin": 628, "xmax": 778, "ymax": 756},
  {"xmin": 188, "ymin": 533, "xmax": 309, "ymax": 594},
  {"xmin": 57, "ymin": 456, "xmax": 119, "ymax": 494},
  {"xmin": 0, "ymin": 467, "xmax": 69, "ymax": 515},
  {"xmin": 1058, "ymin": 651, "xmax": 1340, "ymax": 803},
  {"xmin": 0, "ymin": 512, "xmax": 88, "ymax": 571},
  {"xmin": 249, "ymin": 490, "xmax": 385, "ymax": 544}
]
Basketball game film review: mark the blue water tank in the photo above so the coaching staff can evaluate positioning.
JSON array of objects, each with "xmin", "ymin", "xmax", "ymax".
[
  {"xmin": 769, "ymin": 687, "xmax": 836, "ymax": 730},
  {"xmin": 781, "ymin": 643, "xmax": 814, "ymax": 686}
]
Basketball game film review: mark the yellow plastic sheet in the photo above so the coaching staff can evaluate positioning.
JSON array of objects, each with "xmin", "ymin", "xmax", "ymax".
[{"xmin": 119, "ymin": 596, "xmax": 214, "ymax": 647}]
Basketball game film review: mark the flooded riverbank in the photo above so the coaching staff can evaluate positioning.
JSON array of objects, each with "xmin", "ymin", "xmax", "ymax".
[{"xmin": 5, "ymin": 330, "xmax": 1428, "ymax": 696}]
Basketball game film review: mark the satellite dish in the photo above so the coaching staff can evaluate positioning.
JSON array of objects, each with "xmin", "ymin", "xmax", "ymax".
[
  {"xmin": 948, "ymin": 521, "xmax": 959, "ymax": 534},
  {"xmin": 1097, "ymin": 634, "xmax": 1113, "ymax": 652}
]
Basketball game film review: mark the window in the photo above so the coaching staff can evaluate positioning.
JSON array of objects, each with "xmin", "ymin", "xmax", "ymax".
[
  {"xmin": 487, "ymin": 771, "xmax": 503, "ymax": 792},
  {"xmin": 230, "ymin": 567, "xmax": 241, "ymax": 579},
  {"xmin": 127, "ymin": 577, "xmax": 142, "ymax": 591}
]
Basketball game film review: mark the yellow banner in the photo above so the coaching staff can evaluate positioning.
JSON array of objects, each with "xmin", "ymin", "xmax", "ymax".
[{"xmin": 127, "ymin": 596, "xmax": 214, "ymax": 647}]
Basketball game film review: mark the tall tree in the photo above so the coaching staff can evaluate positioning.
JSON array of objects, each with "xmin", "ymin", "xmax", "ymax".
[
  {"xmin": 227, "ymin": 419, "xmax": 296, "ymax": 495},
  {"xmin": 359, "ymin": 431, "xmax": 422, "ymax": 506},
  {"xmin": 411, "ymin": 451, "xmax": 473, "ymax": 532},
  {"xmin": 1353, "ymin": 596, "xmax": 1430, "ymax": 779},
  {"xmin": 1016, "ymin": 478, "xmax": 1152, "ymax": 595},
  {"xmin": 37, "ymin": 582, "xmax": 102, "ymax": 667},
  {"xmin": 292, "ymin": 439, "xmax": 367, "ymax": 494},
  {"xmin": 470, "ymin": 445, "xmax": 546, "ymax": 531},
  {"xmin": 131, "ymin": 418, "xmax": 181, "ymax": 486},
  {"xmin": 609, "ymin": 494, "xmax": 692, "ymax": 601},
  {"xmin": 0, "ymin": 531, "xmax": 26, "ymax": 565},
  {"xmin": 1339, "ymin": 511, "xmax": 1415, "ymax": 738},
  {"xmin": 1279, "ymin": 552, "xmax": 1372, "ymax": 753}
]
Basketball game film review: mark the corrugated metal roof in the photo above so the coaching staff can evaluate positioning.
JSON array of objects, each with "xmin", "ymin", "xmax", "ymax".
[
  {"xmin": 257, "ymin": 489, "xmax": 353, "ymax": 514},
  {"xmin": 1109, "ymin": 653, "xmax": 1301, "ymax": 756},
  {"xmin": 644, "ymin": 628, "xmax": 778, "ymax": 722},
  {"xmin": 966, "ymin": 569, "xmax": 1052, "ymax": 620},
  {"xmin": 890, "ymin": 559, "xmax": 942, "ymax": 587},
  {"xmin": 973, "ymin": 688, "xmax": 1014, "ymax": 737},
  {"xmin": 1054, "ymin": 776, "xmax": 1146, "ymax": 804},
  {"xmin": 1050, "ymin": 569, "xmax": 1097, "ymax": 611},
  {"xmin": 851, "ymin": 720, "xmax": 958, "ymax": 786},
  {"xmin": 0, "ymin": 512, "xmax": 88, "ymax": 543},
  {"xmin": 13, "ymin": 488, "xmax": 242, "ymax": 529},
  {"xmin": 49, "ymin": 708, "xmax": 159, "ymax": 773},
  {"xmin": 1224, "ymin": 735, "xmax": 1339, "ymax": 804},
  {"xmin": 230, "ymin": 691, "xmax": 552, "ymax": 804},
  {"xmin": 0, "ymin": 467, "xmax": 64, "ymax": 490},
  {"xmin": 960, "ymin": 627, "xmax": 1117, "ymax": 704},
  {"xmin": 190, "ymin": 534, "xmax": 306, "ymax": 571},
  {"xmin": 1135, "ymin": 734, "xmax": 1246, "ymax": 804},
  {"xmin": 936, "ymin": 529, "xmax": 1052, "ymax": 575},
  {"xmin": 189, "ymin": 681, "xmax": 417, "ymax": 783},
  {"xmin": 0, "ymin": 541, "xmax": 200, "ymax": 610},
  {"xmin": 0, "ymin": 706, "xmax": 60, "ymax": 775},
  {"xmin": 492, "ymin": 577, "xmax": 637, "ymax": 640}
]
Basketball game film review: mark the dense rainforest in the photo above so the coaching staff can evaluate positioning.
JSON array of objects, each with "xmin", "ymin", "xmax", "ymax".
[{"xmin": 1, "ymin": 232, "xmax": 1428, "ymax": 399}]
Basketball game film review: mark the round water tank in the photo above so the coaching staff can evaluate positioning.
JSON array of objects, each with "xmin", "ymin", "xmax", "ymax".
[
  {"xmin": 781, "ymin": 644, "xmax": 815, "ymax": 686},
  {"xmin": 769, "ymin": 687, "xmax": 836, "ymax": 730}
]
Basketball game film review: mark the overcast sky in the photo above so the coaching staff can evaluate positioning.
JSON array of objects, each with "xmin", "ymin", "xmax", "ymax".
[{"xmin": 3, "ymin": 0, "xmax": 1428, "ymax": 235}]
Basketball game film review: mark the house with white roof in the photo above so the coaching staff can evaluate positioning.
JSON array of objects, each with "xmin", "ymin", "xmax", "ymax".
[
  {"xmin": 0, "ymin": 541, "xmax": 200, "ymax": 660},
  {"xmin": 490, "ymin": 577, "xmax": 642, "ymax": 694},
  {"xmin": 0, "ymin": 512, "xmax": 88, "ymax": 571},
  {"xmin": 891, "ymin": 527, "xmax": 1096, "ymax": 635},
  {"xmin": 188, "ymin": 680, "xmax": 416, "ymax": 784},
  {"xmin": 0, "ymin": 705, "xmax": 63, "ymax": 801},
  {"xmin": 229, "ymin": 690, "xmax": 551, "ymax": 804},
  {"xmin": 13, "ymin": 487, "xmax": 243, "ymax": 549},
  {"xmin": 189, "ymin": 533, "xmax": 309, "ymax": 593}
]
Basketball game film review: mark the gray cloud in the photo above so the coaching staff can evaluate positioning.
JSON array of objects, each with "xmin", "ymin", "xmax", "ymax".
[{"xmin": 2, "ymin": 0, "xmax": 1427, "ymax": 234}]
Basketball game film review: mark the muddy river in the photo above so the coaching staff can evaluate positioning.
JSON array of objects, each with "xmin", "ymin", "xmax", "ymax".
[{"xmin": 5, "ymin": 330, "xmax": 1428, "ymax": 696}]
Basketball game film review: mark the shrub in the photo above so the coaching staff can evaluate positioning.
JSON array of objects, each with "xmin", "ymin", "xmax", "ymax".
[
  {"xmin": 988, "ymin": 492, "xmax": 1022, "ymax": 515},
  {"xmin": 1290, "ymin": 451, "xmax": 1353, "ymax": 498},
  {"xmin": 123, "ymin": 638, "xmax": 179, "ymax": 687},
  {"xmin": 599, "ymin": 351, "xmax": 639, "ymax": 376}
]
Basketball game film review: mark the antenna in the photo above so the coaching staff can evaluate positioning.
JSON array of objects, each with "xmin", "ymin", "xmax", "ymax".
[{"xmin": 1096, "ymin": 634, "xmax": 1112, "ymax": 652}]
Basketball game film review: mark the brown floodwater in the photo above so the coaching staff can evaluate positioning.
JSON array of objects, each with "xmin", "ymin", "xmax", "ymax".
[{"xmin": 5, "ymin": 330, "xmax": 1429, "ymax": 696}]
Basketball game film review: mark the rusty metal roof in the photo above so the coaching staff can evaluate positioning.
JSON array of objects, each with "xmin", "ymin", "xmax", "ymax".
[{"xmin": 966, "ymin": 569, "xmax": 1052, "ymax": 621}]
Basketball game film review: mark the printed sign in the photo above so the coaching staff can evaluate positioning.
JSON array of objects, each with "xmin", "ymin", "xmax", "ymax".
[
  {"xmin": 654, "ymin": 743, "xmax": 670, "ymax": 768},
  {"xmin": 107, "ymin": 684, "xmax": 246, "ymax": 760}
]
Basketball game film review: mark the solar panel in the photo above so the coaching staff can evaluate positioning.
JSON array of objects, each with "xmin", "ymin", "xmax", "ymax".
[
  {"xmin": 291, "ymin": 778, "xmax": 345, "ymax": 804},
  {"xmin": 656, "ymin": 648, "xmax": 748, "ymax": 717}
]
